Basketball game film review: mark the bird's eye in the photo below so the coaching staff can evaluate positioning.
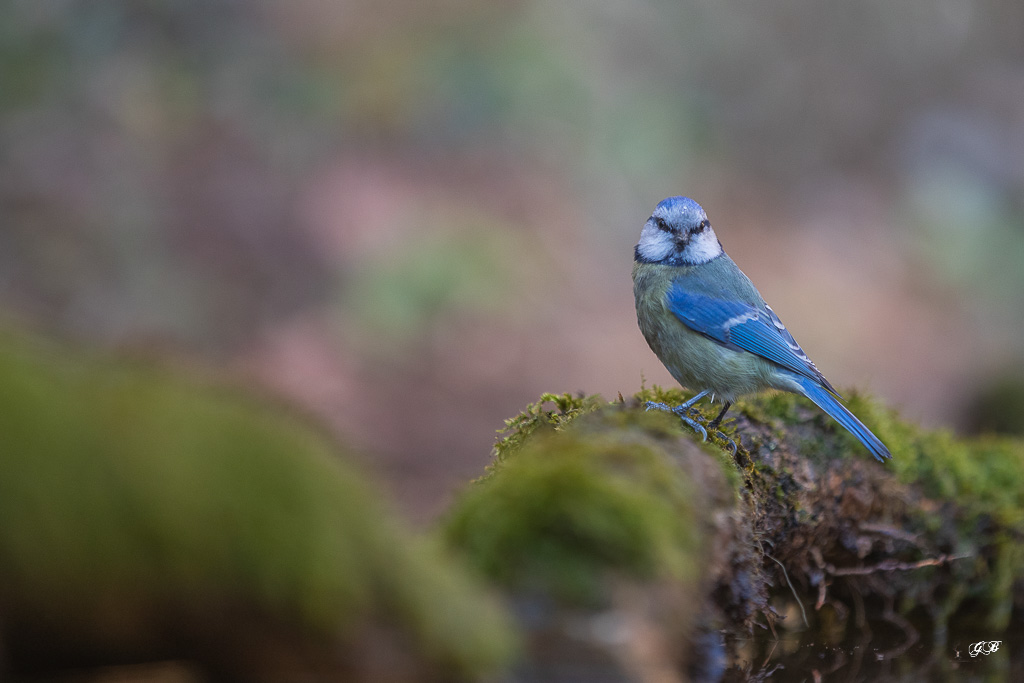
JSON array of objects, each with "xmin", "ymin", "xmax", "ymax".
[
  {"xmin": 698, "ymin": 220, "xmax": 710, "ymax": 232},
  {"xmin": 652, "ymin": 216, "xmax": 670, "ymax": 232}
]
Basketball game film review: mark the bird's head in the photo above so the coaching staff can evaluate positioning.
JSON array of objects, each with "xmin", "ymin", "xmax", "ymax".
[{"xmin": 635, "ymin": 196, "xmax": 723, "ymax": 266}]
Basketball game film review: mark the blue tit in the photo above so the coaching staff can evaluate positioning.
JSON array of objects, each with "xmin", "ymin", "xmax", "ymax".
[{"xmin": 632, "ymin": 196, "xmax": 890, "ymax": 462}]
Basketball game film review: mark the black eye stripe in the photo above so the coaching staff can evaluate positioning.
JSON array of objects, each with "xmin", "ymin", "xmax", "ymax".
[{"xmin": 650, "ymin": 215, "xmax": 709, "ymax": 233}]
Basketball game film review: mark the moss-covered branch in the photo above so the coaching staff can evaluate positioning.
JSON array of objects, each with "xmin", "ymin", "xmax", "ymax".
[{"xmin": 442, "ymin": 388, "xmax": 1024, "ymax": 678}]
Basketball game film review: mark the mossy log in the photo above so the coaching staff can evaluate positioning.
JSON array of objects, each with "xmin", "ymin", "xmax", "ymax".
[
  {"xmin": 442, "ymin": 389, "xmax": 1024, "ymax": 680},
  {"xmin": 0, "ymin": 329, "xmax": 516, "ymax": 682}
]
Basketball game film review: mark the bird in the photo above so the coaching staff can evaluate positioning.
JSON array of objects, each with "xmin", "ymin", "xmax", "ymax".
[{"xmin": 632, "ymin": 196, "xmax": 891, "ymax": 462}]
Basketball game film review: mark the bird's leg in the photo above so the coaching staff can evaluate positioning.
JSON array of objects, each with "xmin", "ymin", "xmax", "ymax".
[
  {"xmin": 676, "ymin": 389, "xmax": 711, "ymax": 416},
  {"xmin": 644, "ymin": 390, "xmax": 711, "ymax": 441},
  {"xmin": 707, "ymin": 401, "xmax": 731, "ymax": 430},
  {"xmin": 644, "ymin": 389, "xmax": 711, "ymax": 415},
  {"xmin": 688, "ymin": 397, "xmax": 737, "ymax": 456},
  {"xmin": 707, "ymin": 401, "xmax": 737, "ymax": 456}
]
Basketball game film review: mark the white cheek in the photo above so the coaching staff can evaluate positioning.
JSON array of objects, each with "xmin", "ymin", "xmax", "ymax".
[
  {"xmin": 636, "ymin": 223, "xmax": 675, "ymax": 261},
  {"xmin": 683, "ymin": 230, "xmax": 723, "ymax": 264}
]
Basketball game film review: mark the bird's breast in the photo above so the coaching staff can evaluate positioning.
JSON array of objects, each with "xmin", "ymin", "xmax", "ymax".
[{"xmin": 633, "ymin": 262, "xmax": 777, "ymax": 400}]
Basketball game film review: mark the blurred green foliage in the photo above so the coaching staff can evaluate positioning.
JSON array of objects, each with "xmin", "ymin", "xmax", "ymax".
[
  {"xmin": 340, "ymin": 221, "xmax": 531, "ymax": 355},
  {"xmin": 0, "ymin": 328, "xmax": 515, "ymax": 674}
]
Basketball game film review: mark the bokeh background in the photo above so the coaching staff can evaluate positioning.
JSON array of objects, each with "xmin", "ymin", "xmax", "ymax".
[{"xmin": 3, "ymin": 0, "xmax": 1024, "ymax": 522}]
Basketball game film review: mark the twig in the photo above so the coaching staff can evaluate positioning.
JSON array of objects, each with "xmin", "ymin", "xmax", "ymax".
[
  {"xmin": 824, "ymin": 553, "xmax": 970, "ymax": 576},
  {"xmin": 760, "ymin": 639, "xmax": 779, "ymax": 670},
  {"xmin": 858, "ymin": 523, "xmax": 921, "ymax": 545},
  {"xmin": 760, "ymin": 544, "xmax": 809, "ymax": 629}
]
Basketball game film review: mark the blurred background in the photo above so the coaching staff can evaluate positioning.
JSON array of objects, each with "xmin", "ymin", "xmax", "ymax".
[{"xmin": 2, "ymin": 0, "xmax": 1023, "ymax": 523}]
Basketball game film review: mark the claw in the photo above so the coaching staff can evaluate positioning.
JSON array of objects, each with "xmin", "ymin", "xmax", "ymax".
[
  {"xmin": 645, "ymin": 401, "xmax": 708, "ymax": 441},
  {"xmin": 684, "ymin": 416, "xmax": 708, "ymax": 442},
  {"xmin": 714, "ymin": 431, "xmax": 738, "ymax": 456}
]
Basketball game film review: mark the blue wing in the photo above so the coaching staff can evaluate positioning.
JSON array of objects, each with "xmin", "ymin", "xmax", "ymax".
[{"xmin": 665, "ymin": 282, "xmax": 837, "ymax": 395}]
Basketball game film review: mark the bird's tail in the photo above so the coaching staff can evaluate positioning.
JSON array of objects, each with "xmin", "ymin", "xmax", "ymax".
[{"xmin": 790, "ymin": 375, "xmax": 891, "ymax": 462}]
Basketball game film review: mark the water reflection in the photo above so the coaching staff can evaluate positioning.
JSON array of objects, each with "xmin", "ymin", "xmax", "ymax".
[{"xmin": 720, "ymin": 621, "xmax": 1022, "ymax": 682}]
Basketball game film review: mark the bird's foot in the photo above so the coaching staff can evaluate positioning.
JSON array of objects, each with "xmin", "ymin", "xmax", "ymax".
[
  {"xmin": 644, "ymin": 401, "xmax": 709, "ymax": 441},
  {"xmin": 678, "ymin": 414, "xmax": 709, "ymax": 442},
  {"xmin": 708, "ymin": 418, "xmax": 739, "ymax": 454},
  {"xmin": 645, "ymin": 392, "xmax": 736, "ymax": 452},
  {"xmin": 713, "ymin": 430, "xmax": 738, "ymax": 456}
]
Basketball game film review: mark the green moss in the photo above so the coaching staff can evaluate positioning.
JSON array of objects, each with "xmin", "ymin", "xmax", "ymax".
[
  {"xmin": 473, "ymin": 384, "xmax": 1024, "ymax": 632},
  {"xmin": 491, "ymin": 391, "xmax": 603, "ymax": 464},
  {"xmin": 645, "ymin": 384, "xmax": 1024, "ymax": 628},
  {"xmin": 446, "ymin": 419, "xmax": 709, "ymax": 606},
  {"xmin": 0, "ymin": 328, "xmax": 515, "ymax": 675},
  {"xmin": 847, "ymin": 394, "xmax": 1024, "ymax": 629},
  {"xmin": 728, "ymin": 385, "xmax": 1024, "ymax": 630},
  {"xmin": 498, "ymin": 387, "xmax": 745, "ymax": 496},
  {"xmin": 842, "ymin": 391, "xmax": 1024, "ymax": 526},
  {"xmin": 735, "ymin": 390, "xmax": 807, "ymax": 426}
]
